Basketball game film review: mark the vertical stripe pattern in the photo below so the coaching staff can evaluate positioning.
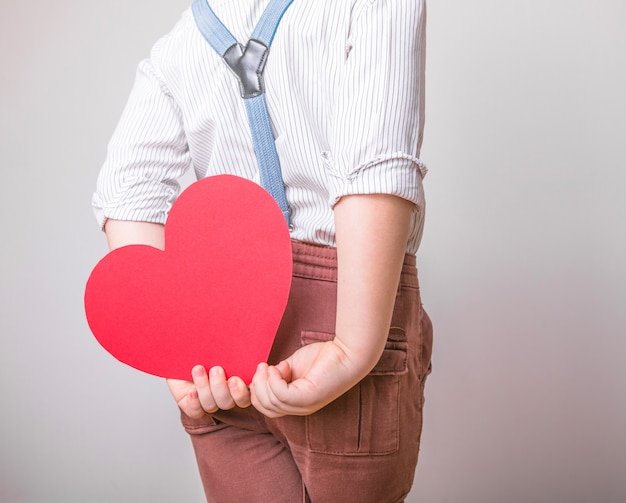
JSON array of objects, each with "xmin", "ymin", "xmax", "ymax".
[{"xmin": 93, "ymin": 0, "xmax": 428, "ymax": 253}]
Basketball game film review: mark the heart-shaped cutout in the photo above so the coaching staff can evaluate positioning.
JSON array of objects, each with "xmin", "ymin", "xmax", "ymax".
[{"xmin": 84, "ymin": 175, "xmax": 292, "ymax": 383}]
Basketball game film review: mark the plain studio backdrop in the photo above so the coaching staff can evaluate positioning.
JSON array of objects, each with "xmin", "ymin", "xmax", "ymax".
[{"xmin": 1, "ymin": 1, "xmax": 624, "ymax": 502}]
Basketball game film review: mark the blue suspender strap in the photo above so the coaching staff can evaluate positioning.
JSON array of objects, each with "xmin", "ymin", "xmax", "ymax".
[
  {"xmin": 191, "ymin": 0, "xmax": 236, "ymax": 54},
  {"xmin": 250, "ymin": 0, "xmax": 296, "ymax": 46},
  {"xmin": 191, "ymin": 0, "xmax": 295, "ymax": 226},
  {"xmin": 245, "ymin": 95, "xmax": 291, "ymax": 225}
]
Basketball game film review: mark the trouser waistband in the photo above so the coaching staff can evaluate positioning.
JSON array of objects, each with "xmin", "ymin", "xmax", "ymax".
[{"xmin": 290, "ymin": 240, "xmax": 419, "ymax": 289}]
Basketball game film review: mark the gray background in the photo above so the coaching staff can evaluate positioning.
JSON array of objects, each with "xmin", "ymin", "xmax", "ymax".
[{"xmin": 1, "ymin": 0, "xmax": 625, "ymax": 502}]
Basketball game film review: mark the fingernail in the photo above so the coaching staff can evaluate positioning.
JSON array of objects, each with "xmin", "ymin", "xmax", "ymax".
[
  {"xmin": 193, "ymin": 366, "xmax": 205, "ymax": 378},
  {"xmin": 210, "ymin": 366, "xmax": 222, "ymax": 377}
]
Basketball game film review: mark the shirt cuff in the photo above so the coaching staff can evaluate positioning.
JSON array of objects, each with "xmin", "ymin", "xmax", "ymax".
[
  {"xmin": 323, "ymin": 152, "xmax": 427, "ymax": 210},
  {"xmin": 91, "ymin": 176, "xmax": 178, "ymax": 230}
]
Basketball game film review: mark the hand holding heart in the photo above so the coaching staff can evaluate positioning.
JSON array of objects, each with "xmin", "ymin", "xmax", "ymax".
[{"xmin": 167, "ymin": 364, "xmax": 252, "ymax": 418}]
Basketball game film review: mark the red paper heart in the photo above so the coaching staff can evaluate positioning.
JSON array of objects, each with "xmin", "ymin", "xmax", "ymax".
[{"xmin": 84, "ymin": 175, "xmax": 292, "ymax": 383}]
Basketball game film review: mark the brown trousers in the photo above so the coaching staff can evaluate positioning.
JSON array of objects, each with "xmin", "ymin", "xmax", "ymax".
[{"xmin": 181, "ymin": 240, "xmax": 433, "ymax": 503}]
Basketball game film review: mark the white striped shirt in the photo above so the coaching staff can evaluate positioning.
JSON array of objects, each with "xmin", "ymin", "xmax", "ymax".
[{"xmin": 93, "ymin": 0, "xmax": 428, "ymax": 253}]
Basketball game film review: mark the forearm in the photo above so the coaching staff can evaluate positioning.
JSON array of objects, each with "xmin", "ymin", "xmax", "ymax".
[
  {"xmin": 104, "ymin": 219, "xmax": 165, "ymax": 251},
  {"xmin": 250, "ymin": 193, "xmax": 414, "ymax": 417},
  {"xmin": 333, "ymin": 193, "xmax": 413, "ymax": 378}
]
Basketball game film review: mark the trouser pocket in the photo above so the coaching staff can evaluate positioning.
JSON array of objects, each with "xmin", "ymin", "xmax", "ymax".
[{"xmin": 303, "ymin": 328, "xmax": 408, "ymax": 456}]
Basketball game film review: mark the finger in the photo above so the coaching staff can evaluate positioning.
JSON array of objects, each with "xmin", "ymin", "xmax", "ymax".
[
  {"xmin": 191, "ymin": 365, "xmax": 218, "ymax": 413},
  {"xmin": 228, "ymin": 376, "xmax": 252, "ymax": 408},
  {"xmin": 166, "ymin": 378, "xmax": 207, "ymax": 418},
  {"xmin": 251, "ymin": 364, "xmax": 290, "ymax": 418},
  {"xmin": 265, "ymin": 365, "xmax": 299, "ymax": 413},
  {"xmin": 182, "ymin": 387, "xmax": 208, "ymax": 419},
  {"xmin": 250, "ymin": 363, "xmax": 273, "ymax": 413},
  {"xmin": 273, "ymin": 360, "xmax": 293, "ymax": 382},
  {"xmin": 266, "ymin": 366, "xmax": 324, "ymax": 417},
  {"xmin": 208, "ymin": 366, "xmax": 236, "ymax": 410},
  {"xmin": 166, "ymin": 378, "xmax": 193, "ymax": 403}
]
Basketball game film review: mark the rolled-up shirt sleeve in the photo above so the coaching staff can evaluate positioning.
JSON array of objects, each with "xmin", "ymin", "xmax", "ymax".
[
  {"xmin": 325, "ymin": 0, "xmax": 427, "ymax": 211},
  {"xmin": 92, "ymin": 54, "xmax": 191, "ymax": 229}
]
